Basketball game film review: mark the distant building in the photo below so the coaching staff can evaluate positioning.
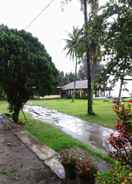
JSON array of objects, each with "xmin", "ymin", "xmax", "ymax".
[
  {"xmin": 111, "ymin": 77, "xmax": 132, "ymax": 98},
  {"xmin": 61, "ymin": 80, "xmax": 112, "ymax": 98}
]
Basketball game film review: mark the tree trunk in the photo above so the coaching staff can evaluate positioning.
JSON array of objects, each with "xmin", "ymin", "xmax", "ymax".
[
  {"xmin": 91, "ymin": 62, "xmax": 97, "ymax": 99},
  {"xmin": 12, "ymin": 107, "xmax": 20, "ymax": 123},
  {"xmin": 84, "ymin": 0, "xmax": 94, "ymax": 114},
  {"xmin": 118, "ymin": 77, "xmax": 124, "ymax": 100},
  {"xmin": 72, "ymin": 59, "xmax": 78, "ymax": 102}
]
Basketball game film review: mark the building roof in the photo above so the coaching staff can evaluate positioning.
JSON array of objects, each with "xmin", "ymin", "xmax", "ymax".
[{"xmin": 62, "ymin": 80, "xmax": 88, "ymax": 90}]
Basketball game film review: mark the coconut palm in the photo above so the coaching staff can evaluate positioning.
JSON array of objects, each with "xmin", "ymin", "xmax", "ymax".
[
  {"xmin": 64, "ymin": 26, "xmax": 83, "ymax": 101},
  {"xmin": 80, "ymin": 0, "xmax": 99, "ymax": 114},
  {"xmin": 64, "ymin": 0, "xmax": 99, "ymax": 113}
]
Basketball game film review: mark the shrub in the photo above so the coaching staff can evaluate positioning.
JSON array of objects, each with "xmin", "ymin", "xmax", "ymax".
[
  {"xmin": 96, "ymin": 162, "xmax": 132, "ymax": 184},
  {"xmin": 107, "ymin": 100, "xmax": 132, "ymax": 165},
  {"xmin": 60, "ymin": 148, "xmax": 97, "ymax": 183},
  {"xmin": 76, "ymin": 159, "xmax": 97, "ymax": 184},
  {"xmin": 112, "ymin": 101, "xmax": 132, "ymax": 135}
]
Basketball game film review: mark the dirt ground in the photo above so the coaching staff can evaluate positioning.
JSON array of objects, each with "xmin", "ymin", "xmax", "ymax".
[{"xmin": 0, "ymin": 129, "xmax": 63, "ymax": 184}]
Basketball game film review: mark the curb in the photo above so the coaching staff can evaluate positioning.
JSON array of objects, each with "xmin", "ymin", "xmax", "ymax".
[{"xmin": 14, "ymin": 130, "xmax": 65, "ymax": 180}]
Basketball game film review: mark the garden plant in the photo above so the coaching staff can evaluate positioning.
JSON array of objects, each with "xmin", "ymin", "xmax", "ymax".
[
  {"xmin": 108, "ymin": 99, "xmax": 132, "ymax": 165},
  {"xmin": 60, "ymin": 148, "xmax": 97, "ymax": 184}
]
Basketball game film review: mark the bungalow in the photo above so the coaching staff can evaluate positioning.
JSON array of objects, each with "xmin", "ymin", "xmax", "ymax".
[{"xmin": 61, "ymin": 80, "xmax": 112, "ymax": 98}]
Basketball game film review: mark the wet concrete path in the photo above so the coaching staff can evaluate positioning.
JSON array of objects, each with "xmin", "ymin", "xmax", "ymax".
[{"xmin": 24, "ymin": 105, "xmax": 114, "ymax": 152}]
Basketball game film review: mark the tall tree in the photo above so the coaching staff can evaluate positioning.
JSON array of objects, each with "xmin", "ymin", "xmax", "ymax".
[
  {"xmin": 83, "ymin": 0, "xmax": 101, "ymax": 114},
  {"xmin": 64, "ymin": 0, "xmax": 100, "ymax": 114},
  {"xmin": 100, "ymin": 0, "xmax": 132, "ymax": 99},
  {"xmin": 0, "ymin": 25, "xmax": 58, "ymax": 122},
  {"xmin": 64, "ymin": 27, "xmax": 83, "ymax": 101}
]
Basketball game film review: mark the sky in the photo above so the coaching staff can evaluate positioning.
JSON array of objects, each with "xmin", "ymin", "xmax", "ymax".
[
  {"xmin": 0, "ymin": 0, "xmax": 107, "ymax": 73},
  {"xmin": 0, "ymin": 0, "xmax": 131, "ymax": 96}
]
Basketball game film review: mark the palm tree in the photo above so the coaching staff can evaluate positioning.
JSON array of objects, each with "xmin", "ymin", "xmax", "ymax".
[
  {"xmin": 80, "ymin": 0, "xmax": 99, "ymax": 114},
  {"xmin": 64, "ymin": 0, "xmax": 99, "ymax": 113},
  {"xmin": 64, "ymin": 27, "xmax": 83, "ymax": 101}
]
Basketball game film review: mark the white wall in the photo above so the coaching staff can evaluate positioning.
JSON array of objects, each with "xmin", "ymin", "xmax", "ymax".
[{"xmin": 111, "ymin": 79, "xmax": 132, "ymax": 98}]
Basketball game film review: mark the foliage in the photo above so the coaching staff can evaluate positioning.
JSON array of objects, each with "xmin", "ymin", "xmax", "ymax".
[
  {"xmin": 108, "ymin": 129, "xmax": 131, "ymax": 163},
  {"xmin": 64, "ymin": 0, "xmax": 105, "ymax": 63},
  {"xmin": 60, "ymin": 148, "xmax": 78, "ymax": 179},
  {"xmin": 0, "ymin": 25, "xmax": 58, "ymax": 122},
  {"xmin": 108, "ymin": 100, "xmax": 132, "ymax": 165},
  {"xmin": 63, "ymin": 13, "xmax": 105, "ymax": 79},
  {"xmin": 112, "ymin": 100, "xmax": 132, "ymax": 135},
  {"xmin": 0, "ymin": 86, "xmax": 5, "ymax": 99},
  {"xmin": 78, "ymin": 60, "xmax": 105, "ymax": 96},
  {"xmin": 63, "ymin": 0, "xmax": 103, "ymax": 114},
  {"xmin": 64, "ymin": 26, "xmax": 84, "ymax": 60},
  {"xmin": 58, "ymin": 71, "xmax": 78, "ymax": 86},
  {"xmin": 76, "ymin": 159, "xmax": 97, "ymax": 178},
  {"xmin": 60, "ymin": 148, "xmax": 97, "ymax": 182},
  {"xmin": 78, "ymin": 60, "xmax": 104, "ymax": 80},
  {"xmin": 99, "ymin": 0, "xmax": 132, "ymax": 89},
  {"xmin": 64, "ymin": 27, "xmax": 84, "ymax": 100},
  {"xmin": 96, "ymin": 162, "xmax": 132, "ymax": 184}
]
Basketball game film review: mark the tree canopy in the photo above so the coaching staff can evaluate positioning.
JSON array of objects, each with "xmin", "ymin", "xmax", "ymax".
[
  {"xmin": 0, "ymin": 25, "xmax": 58, "ymax": 122},
  {"xmin": 98, "ymin": 0, "xmax": 132, "ymax": 97}
]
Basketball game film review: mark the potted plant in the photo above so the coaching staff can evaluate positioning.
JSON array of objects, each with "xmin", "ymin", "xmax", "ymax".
[
  {"xmin": 60, "ymin": 149, "xmax": 77, "ymax": 183},
  {"xmin": 60, "ymin": 148, "xmax": 97, "ymax": 184},
  {"xmin": 76, "ymin": 159, "xmax": 97, "ymax": 184}
]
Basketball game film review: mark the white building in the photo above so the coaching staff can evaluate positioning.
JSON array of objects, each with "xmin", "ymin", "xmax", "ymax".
[{"xmin": 111, "ymin": 79, "xmax": 132, "ymax": 98}]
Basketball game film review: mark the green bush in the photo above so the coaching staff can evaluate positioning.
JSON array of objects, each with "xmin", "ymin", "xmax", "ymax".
[{"xmin": 96, "ymin": 162, "xmax": 132, "ymax": 184}]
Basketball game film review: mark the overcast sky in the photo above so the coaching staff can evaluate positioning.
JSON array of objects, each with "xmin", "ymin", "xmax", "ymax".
[
  {"xmin": 0, "ymin": 0, "xmax": 131, "ymax": 96},
  {"xmin": 0, "ymin": 0, "xmax": 107, "ymax": 73}
]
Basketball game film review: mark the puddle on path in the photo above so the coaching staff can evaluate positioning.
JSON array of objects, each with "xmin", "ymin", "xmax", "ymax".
[{"xmin": 24, "ymin": 105, "xmax": 114, "ymax": 152}]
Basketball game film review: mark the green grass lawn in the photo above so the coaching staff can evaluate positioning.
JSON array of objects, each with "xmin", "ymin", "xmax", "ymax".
[
  {"xmin": 20, "ymin": 113, "xmax": 113, "ymax": 163},
  {"xmin": 31, "ymin": 99, "xmax": 116, "ymax": 128},
  {"xmin": 0, "ymin": 100, "xmax": 113, "ymax": 163}
]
